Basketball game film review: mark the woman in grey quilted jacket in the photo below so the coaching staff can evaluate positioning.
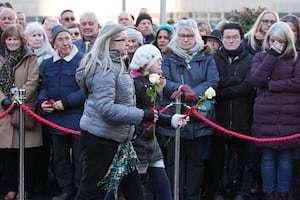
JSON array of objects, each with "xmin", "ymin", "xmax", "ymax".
[{"xmin": 74, "ymin": 23, "xmax": 158, "ymax": 200}]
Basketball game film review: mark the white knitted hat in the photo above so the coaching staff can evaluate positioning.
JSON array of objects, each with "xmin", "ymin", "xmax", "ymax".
[{"xmin": 129, "ymin": 44, "xmax": 162, "ymax": 71}]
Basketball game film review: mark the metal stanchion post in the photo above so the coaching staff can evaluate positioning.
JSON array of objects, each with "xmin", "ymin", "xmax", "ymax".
[
  {"xmin": 174, "ymin": 96, "xmax": 181, "ymax": 200},
  {"xmin": 18, "ymin": 89, "xmax": 26, "ymax": 200}
]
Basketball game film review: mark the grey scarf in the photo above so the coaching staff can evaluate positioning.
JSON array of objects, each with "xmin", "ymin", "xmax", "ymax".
[{"xmin": 169, "ymin": 41, "xmax": 202, "ymax": 65}]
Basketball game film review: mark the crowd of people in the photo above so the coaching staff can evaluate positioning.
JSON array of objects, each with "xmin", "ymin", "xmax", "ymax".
[{"xmin": 1, "ymin": 2, "xmax": 300, "ymax": 200}]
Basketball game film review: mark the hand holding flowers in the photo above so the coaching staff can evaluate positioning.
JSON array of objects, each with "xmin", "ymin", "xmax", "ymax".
[
  {"xmin": 196, "ymin": 87, "xmax": 216, "ymax": 107},
  {"xmin": 146, "ymin": 73, "xmax": 162, "ymax": 108},
  {"xmin": 146, "ymin": 73, "xmax": 162, "ymax": 159},
  {"xmin": 195, "ymin": 87, "xmax": 216, "ymax": 117}
]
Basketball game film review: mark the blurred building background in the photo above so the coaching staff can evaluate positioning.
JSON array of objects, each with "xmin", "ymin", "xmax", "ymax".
[{"xmin": 4, "ymin": 0, "xmax": 300, "ymax": 25}]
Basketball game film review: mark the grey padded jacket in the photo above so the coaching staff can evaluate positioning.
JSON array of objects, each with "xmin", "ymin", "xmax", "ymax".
[{"xmin": 76, "ymin": 51, "xmax": 145, "ymax": 143}]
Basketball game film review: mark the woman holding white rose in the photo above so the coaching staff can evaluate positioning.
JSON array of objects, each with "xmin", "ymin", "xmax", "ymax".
[
  {"xmin": 158, "ymin": 18, "xmax": 219, "ymax": 200},
  {"xmin": 127, "ymin": 44, "xmax": 188, "ymax": 200}
]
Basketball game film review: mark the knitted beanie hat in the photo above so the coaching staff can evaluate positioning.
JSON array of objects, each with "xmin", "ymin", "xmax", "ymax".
[
  {"xmin": 129, "ymin": 44, "xmax": 162, "ymax": 71},
  {"xmin": 135, "ymin": 13, "xmax": 153, "ymax": 27},
  {"xmin": 125, "ymin": 27, "xmax": 144, "ymax": 45},
  {"xmin": 51, "ymin": 25, "xmax": 70, "ymax": 43},
  {"xmin": 155, "ymin": 24, "xmax": 175, "ymax": 36}
]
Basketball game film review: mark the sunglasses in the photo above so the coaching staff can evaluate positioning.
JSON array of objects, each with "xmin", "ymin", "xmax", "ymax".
[
  {"xmin": 63, "ymin": 17, "xmax": 75, "ymax": 22},
  {"xmin": 70, "ymin": 32, "xmax": 80, "ymax": 36}
]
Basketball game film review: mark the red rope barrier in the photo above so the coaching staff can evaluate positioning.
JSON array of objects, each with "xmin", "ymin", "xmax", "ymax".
[
  {"xmin": 0, "ymin": 102, "xmax": 296, "ymax": 142},
  {"xmin": 190, "ymin": 107, "xmax": 300, "ymax": 143},
  {"xmin": 20, "ymin": 103, "xmax": 80, "ymax": 135},
  {"xmin": 0, "ymin": 104, "xmax": 15, "ymax": 119}
]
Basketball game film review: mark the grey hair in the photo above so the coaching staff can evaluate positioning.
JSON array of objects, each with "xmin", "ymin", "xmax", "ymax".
[
  {"xmin": 263, "ymin": 21, "xmax": 297, "ymax": 61},
  {"xmin": 80, "ymin": 11, "xmax": 99, "ymax": 24},
  {"xmin": 81, "ymin": 23, "xmax": 124, "ymax": 77},
  {"xmin": 24, "ymin": 22, "xmax": 55, "ymax": 55},
  {"xmin": 169, "ymin": 18, "xmax": 204, "ymax": 50}
]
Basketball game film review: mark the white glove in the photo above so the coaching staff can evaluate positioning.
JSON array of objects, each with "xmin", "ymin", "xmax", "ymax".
[{"xmin": 171, "ymin": 114, "xmax": 190, "ymax": 128}]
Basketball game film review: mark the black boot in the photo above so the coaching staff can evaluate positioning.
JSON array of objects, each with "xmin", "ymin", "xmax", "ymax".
[
  {"xmin": 278, "ymin": 192, "xmax": 288, "ymax": 200},
  {"xmin": 263, "ymin": 192, "xmax": 275, "ymax": 200}
]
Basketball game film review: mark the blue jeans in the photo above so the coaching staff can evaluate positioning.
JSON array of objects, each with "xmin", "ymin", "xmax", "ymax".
[{"xmin": 261, "ymin": 148, "xmax": 292, "ymax": 192}]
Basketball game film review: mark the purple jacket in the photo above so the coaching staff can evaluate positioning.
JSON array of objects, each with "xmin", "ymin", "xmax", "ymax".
[{"xmin": 251, "ymin": 51, "xmax": 300, "ymax": 149}]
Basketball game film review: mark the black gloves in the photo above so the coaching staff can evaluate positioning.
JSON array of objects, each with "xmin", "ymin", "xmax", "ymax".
[
  {"xmin": 142, "ymin": 109, "xmax": 155, "ymax": 122},
  {"xmin": 220, "ymin": 88, "xmax": 235, "ymax": 97},
  {"xmin": 1, "ymin": 98, "xmax": 14, "ymax": 113},
  {"xmin": 219, "ymin": 77, "xmax": 242, "ymax": 87}
]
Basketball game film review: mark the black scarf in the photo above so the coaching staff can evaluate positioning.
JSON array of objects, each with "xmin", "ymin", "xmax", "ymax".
[
  {"xmin": 222, "ymin": 43, "xmax": 245, "ymax": 58},
  {"xmin": 0, "ymin": 46, "xmax": 26, "ymax": 97}
]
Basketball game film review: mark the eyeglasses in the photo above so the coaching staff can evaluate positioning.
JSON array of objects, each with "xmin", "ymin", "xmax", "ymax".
[
  {"xmin": 223, "ymin": 35, "xmax": 240, "ymax": 41},
  {"xmin": 261, "ymin": 19, "xmax": 276, "ymax": 25},
  {"xmin": 178, "ymin": 34, "xmax": 194, "ymax": 39},
  {"xmin": 113, "ymin": 39, "xmax": 127, "ymax": 42},
  {"xmin": 63, "ymin": 17, "xmax": 75, "ymax": 22},
  {"xmin": 70, "ymin": 32, "xmax": 80, "ymax": 36}
]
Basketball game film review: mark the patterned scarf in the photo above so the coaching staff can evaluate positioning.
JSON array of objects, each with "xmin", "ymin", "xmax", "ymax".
[
  {"xmin": 0, "ymin": 47, "xmax": 26, "ymax": 97},
  {"xmin": 97, "ymin": 141, "xmax": 138, "ymax": 199}
]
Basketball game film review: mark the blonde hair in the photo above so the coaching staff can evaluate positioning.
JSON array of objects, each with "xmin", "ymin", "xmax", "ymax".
[
  {"xmin": 263, "ymin": 21, "xmax": 297, "ymax": 61},
  {"xmin": 81, "ymin": 23, "xmax": 124, "ymax": 78},
  {"xmin": 197, "ymin": 21, "xmax": 212, "ymax": 36},
  {"xmin": 245, "ymin": 10, "xmax": 279, "ymax": 50}
]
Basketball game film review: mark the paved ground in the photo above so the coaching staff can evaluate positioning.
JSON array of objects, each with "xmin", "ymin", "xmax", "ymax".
[
  {"xmin": 0, "ymin": 165, "xmax": 297, "ymax": 200},
  {"xmin": 0, "ymin": 173, "xmax": 264, "ymax": 200}
]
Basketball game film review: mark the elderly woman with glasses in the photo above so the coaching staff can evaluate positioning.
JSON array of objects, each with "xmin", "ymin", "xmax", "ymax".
[{"xmin": 158, "ymin": 18, "xmax": 219, "ymax": 200}]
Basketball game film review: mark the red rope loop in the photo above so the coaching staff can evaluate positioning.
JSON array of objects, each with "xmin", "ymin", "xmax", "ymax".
[
  {"xmin": 19, "ymin": 103, "xmax": 80, "ymax": 135},
  {"xmin": 187, "ymin": 106, "xmax": 300, "ymax": 143},
  {"xmin": 0, "ymin": 103, "xmax": 15, "ymax": 119}
]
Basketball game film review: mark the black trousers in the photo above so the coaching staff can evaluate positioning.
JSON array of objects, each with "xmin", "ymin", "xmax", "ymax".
[
  {"xmin": 0, "ymin": 148, "xmax": 37, "ymax": 193},
  {"xmin": 51, "ymin": 133, "xmax": 82, "ymax": 194},
  {"xmin": 75, "ymin": 130, "xmax": 143, "ymax": 200}
]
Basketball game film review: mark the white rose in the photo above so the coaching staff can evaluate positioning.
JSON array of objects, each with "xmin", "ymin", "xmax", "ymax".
[
  {"xmin": 149, "ymin": 73, "xmax": 160, "ymax": 84},
  {"xmin": 204, "ymin": 87, "xmax": 216, "ymax": 99}
]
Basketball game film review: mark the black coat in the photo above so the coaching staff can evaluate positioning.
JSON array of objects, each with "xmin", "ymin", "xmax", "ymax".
[
  {"xmin": 133, "ymin": 75, "xmax": 171, "ymax": 163},
  {"xmin": 214, "ymin": 49, "xmax": 254, "ymax": 136}
]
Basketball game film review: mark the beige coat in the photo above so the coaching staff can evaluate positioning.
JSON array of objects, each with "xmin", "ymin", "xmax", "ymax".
[{"xmin": 0, "ymin": 49, "xmax": 42, "ymax": 148}]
